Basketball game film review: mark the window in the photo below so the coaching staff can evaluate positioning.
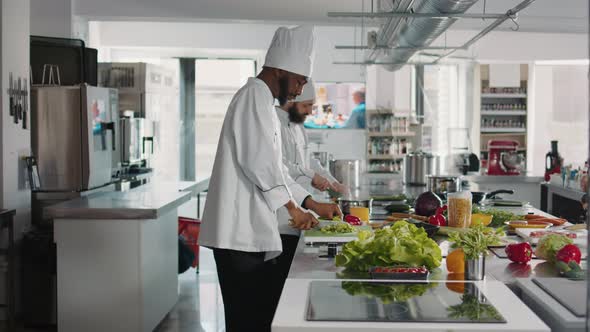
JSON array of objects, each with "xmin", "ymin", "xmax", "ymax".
[{"xmin": 195, "ymin": 59, "xmax": 256, "ymax": 179}]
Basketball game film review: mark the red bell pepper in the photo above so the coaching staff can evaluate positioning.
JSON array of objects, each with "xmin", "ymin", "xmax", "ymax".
[
  {"xmin": 344, "ymin": 214, "xmax": 362, "ymax": 225},
  {"xmin": 556, "ymin": 244, "xmax": 582, "ymax": 264},
  {"xmin": 505, "ymin": 242, "xmax": 533, "ymax": 264},
  {"xmin": 428, "ymin": 205, "xmax": 447, "ymax": 226}
]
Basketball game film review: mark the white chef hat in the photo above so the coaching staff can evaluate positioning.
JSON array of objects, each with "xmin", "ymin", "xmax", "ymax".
[
  {"xmin": 294, "ymin": 80, "xmax": 316, "ymax": 102},
  {"xmin": 264, "ymin": 25, "xmax": 316, "ymax": 77}
]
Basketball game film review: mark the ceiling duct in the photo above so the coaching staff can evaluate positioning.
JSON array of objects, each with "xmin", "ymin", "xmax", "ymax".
[{"xmin": 373, "ymin": 0, "xmax": 479, "ymax": 71}]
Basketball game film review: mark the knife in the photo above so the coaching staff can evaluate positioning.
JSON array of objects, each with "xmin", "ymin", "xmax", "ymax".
[
  {"xmin": 23, "ymin": 79, "xmax": 28, "ymax": 129},
  {"xmin": 8, "ymin": 73, "xmax": 14, "ymax": 116}
]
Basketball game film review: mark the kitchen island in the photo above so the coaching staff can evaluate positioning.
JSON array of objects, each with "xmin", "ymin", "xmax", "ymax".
[
  {"xmin": 271, "ymin": 204, "xmax": 577, "ymax": 332},
  {"xmin": 45, "ymin": 185, "xmax": 192, "ymax": 332}
]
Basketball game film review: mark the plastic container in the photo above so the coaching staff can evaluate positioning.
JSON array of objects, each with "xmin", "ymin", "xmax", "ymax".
[
  {"xmin": 178, "ymin": 217, "xmax": 201, "ymax": 270},
  {"xmin": 447, "ymin": 191, "xmax": 473, "ymax": 228}
]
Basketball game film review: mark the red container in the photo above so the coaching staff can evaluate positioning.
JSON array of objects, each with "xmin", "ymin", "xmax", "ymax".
[{"xmin": 178, "ymin": 217, "xmax": 201, "ymax": 269}]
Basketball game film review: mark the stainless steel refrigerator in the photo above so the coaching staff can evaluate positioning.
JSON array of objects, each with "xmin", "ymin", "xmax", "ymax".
[{"xmin": 31, "ymin": 84, "xmax": 118, "ymax": 192}]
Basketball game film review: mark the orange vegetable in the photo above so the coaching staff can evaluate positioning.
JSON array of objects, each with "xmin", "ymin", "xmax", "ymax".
[{"xmin": 446, "ymin": 248, "xmax": 465, "ymax": 273}]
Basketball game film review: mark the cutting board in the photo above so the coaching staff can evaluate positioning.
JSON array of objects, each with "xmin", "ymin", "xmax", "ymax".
[
  {"xmin": 303, "ymin": 225, "xmax": 372, "ymax": 243},
  {"xmin": 515, "ymin": 228, "xmax": 587, "ymax": 246}
]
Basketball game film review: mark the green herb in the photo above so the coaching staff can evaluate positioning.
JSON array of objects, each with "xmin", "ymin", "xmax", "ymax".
[
  {"xmin": 471, "ymin": 207, "xmax": 524, "ymax": 228},
  {"xmin": 449, "ymin": 225, "xmax": 505, "ymax": 259},
  {"xmin": 341, "ymin": 281, "xmax": 438, "ymax": 304},
  {"xmin": 320, "ymin": 222, "xmax": 356, "ymax": 234},
  {"xmin": 447, "ymin": 294, "xmax": 504, "ymax": 321},
  {"xmin": 335, "ymin": 220, "xmax": 442, "ymax": 271}
]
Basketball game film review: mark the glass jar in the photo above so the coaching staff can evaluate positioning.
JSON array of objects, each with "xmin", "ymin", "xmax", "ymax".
[{"xmin": 448, "ymin": 191, "xmax": 473, "ymax": 228}]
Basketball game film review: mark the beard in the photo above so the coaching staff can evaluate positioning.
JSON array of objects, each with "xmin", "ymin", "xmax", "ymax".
[
  {"xmin": 277, "ymin": 76, "xmax": 290, "ymax": 106},
  {"xmin": 287, "ymin": 104, "xmax": 306, "ymax": 124}
]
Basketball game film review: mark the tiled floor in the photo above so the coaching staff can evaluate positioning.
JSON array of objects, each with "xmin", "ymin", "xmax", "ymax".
[{"xmin": 12, "ymin": 247, "xmax": 225, "ymax": 332}]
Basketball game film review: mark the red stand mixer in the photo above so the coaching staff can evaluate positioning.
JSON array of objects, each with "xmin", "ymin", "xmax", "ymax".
[{"xmin": 487, "ymin": 140, "xmax": 523, "ymax": 176}]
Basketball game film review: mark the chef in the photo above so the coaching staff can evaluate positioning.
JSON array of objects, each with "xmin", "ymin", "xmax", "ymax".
[
  {"xmin": 264, "ymin": 80, "xmax": 347, "ymax": 321},
  {"xmin": 276, "ymin": 80, "xmax": 348, "ymax": 194},
  {"xmin": 199, "ymin": 25, "xmax": 339, "ymax": 332}
]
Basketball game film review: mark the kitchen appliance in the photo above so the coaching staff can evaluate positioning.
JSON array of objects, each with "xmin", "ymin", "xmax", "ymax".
[
  {"xmin": 31, "ymin": 84, "xmax": 118, "ymax": 191},
  {"xmin": 98, "ymin": 62, "xmax": 179, "ymax": 181},
  {"xmin": 329, "ymin": 159, "xmax": 362, "ymax": 189},
  {"xmin": 119, "ymin": 112, "xmax": 154, "ymax": 166},
  {"xmin": 427, "ymin": 175, "xmax": 461, "ymax": 196},
  {"xmin": 403, "ymin": 152, "xmax": 439, "ymax": 186},
  {"xmin": 306, "ymin": 280, "xmax": 506, "ymax": 323},
  {"xmin": 544, "ymin": 141, "xmax": 563, "ymax": 181},
  {"xmin": 487, "ymin": 140, "xmax": 523, "ymax": 176}
]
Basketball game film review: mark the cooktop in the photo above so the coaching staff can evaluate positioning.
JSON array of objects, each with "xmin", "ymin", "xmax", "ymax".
[{"xmin": 306, "ymin": 280, "xmax": 506, "ymax": 324}]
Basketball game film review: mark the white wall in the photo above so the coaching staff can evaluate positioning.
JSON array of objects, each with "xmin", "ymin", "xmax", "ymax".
[
  {"xmin": 530, "ymin": 64, "xmax": 589, "ymax": 176},
  {"xmin": 91, "ymin": 21, "xmax": 366, "ymax": 82},
  {"xmin": 1, "ymin": 0, "xmax": 31, "ymax": 319},
  {"xmin": 30, "ymin": 0, "xmax": 72, "ymax": 38},
  {"xmin": 438, "ymin": 30, "xmax": 588, "ymax": 62}
]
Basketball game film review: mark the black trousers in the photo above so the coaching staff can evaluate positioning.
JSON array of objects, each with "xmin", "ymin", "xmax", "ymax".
[
  {"xmin": 213, "ymin": 248, "xmax": 270, "ymax": 332},
  {"xmin": 213, "ymin": 235, "xmax": 300, "ymax": 332}
]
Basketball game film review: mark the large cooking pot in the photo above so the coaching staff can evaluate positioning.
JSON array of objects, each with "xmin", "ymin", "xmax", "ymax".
[
  {"xmin": 337, "ymin": 198, "xmax": 373, "ymax": 215},
  {"xmin": 403, "ymin": 152, "xmax": 439, "ymax": 186},
  {"xmin": 427, "ymin": 175, "xmax": 461, "ymax": 195},
  {"xmin": 329, "ymin": 159, "xmax": 362, "ymax": 189}
]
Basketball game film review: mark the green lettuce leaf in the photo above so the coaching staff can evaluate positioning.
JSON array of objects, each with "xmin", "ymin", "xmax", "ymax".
[{"xmin": 335, "ymin": 220, "xmax": 442, "ymax": 271}]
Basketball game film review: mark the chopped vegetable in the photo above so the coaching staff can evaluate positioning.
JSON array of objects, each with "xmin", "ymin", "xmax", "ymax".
[
  {"xmin": 320, "ymin": 222, "xmax": 356, "ymax": 234},
  {"xmin": 428, "ymin": 205, "xmax": 447, "ymax": 226},
  {"xmin": 555, "ymin": 244, "xmax": 582, "ymax": 265},
  {"xmin": 371, "ymin": 266, "xmax": 428, "ymax": 274},
  {"xmin": 505, "ymin": 242, "xmax": 533, "ymax": 264},
  {"xmin": 534, "ymin": 234, "xmax": 574, "ymax": 262},
  {"xmin": 344, "ymin": 215, "xmax": 362, "ymax": 225},
  {"xmin": 530, "ymin": 231, "xmax": 577, "ymax": 239},
  {"xmin": 449, "ymin": 225, "xmax": 505, "ymax": 260},
  {"xmin": 471, "ymin": 207, "xmax": 524, "ymax": 228},
  {"xmin": 335, "ymin": 220, "xmax": 442, "ymax": 271}
]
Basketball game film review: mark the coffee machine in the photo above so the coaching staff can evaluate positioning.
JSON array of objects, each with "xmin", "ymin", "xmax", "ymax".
[{"xmin": 487, "ymin": 140, "xmax": 523, "ymax": 176}]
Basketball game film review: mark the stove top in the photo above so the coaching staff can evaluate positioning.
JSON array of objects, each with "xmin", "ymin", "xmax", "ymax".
[{"xmin": 306, "ymin": 280, "xmax": 506, "ymax": 324}]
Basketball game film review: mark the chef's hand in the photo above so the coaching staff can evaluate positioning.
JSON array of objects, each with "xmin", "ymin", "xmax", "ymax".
[
  {"xmin": 285, "ymin": 200, "xmax": 318, "ymax": 230},
  {"xmin": 311, "ymin": 174, "xmax": 331, "ymax": 191},
  {"xmin": 330, "ymin": 181, "xmax": 349, "ymax": 195},
  {"xmin": 305, "ymin": 199, "xmax": 343, "ymax": 220}
]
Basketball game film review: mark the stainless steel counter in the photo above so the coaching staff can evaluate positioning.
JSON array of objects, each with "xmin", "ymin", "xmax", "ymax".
[
  {"xmin": 464, "ymin": 175, "xmax": 545, "ymax": 184},
  {"xmin": 45, "ymin": 188, "xmax": 191, "ymax": 220}
]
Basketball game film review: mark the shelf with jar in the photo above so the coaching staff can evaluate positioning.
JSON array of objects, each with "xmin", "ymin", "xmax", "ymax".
[
  {"xmin": 366, "ymin": 111, "xmax": 412, "ymax": 135},
  {"xmin": 367, "ymin": 136, "xmax": 410, "ymax": 161}
]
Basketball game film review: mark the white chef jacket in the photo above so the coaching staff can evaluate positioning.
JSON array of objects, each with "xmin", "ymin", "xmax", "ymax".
[
  {"xmin": 199, "ymin": 78, "xmax": 310, "ymax": 260},
  {"xmin": 275, "ymin": 106, "xmax": 337, "ymax": 235}
]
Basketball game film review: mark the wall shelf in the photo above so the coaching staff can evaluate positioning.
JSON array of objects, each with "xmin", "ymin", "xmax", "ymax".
[
  {"xmin": 481, "ymin": 111, "xmax": 527, "ymax": 116},
  {"xmin": 367, "ymin": 154, "xmax": 405, "ymax": 160},
  {"xmin": 481, "ymin": 93, "xmax": 527, "ymax": 98},
  {"xmin": 368, "ymin": 131, "xmax": 415, "ymax": 137},
  {"xmin": 481, "ymin": 128, "xmax": 527, "ymax": 133}
]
